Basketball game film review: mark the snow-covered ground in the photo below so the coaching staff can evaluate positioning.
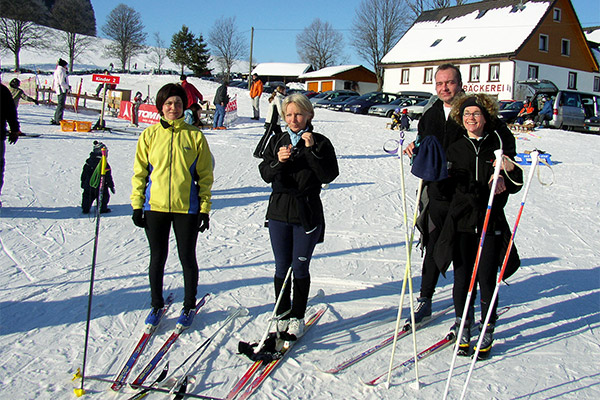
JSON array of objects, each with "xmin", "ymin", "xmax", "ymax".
[{"xmin": 1, "ymin": 72, "xmax": 599, "ymax": 400}]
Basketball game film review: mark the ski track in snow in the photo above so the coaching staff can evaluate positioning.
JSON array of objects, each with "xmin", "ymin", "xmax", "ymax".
[{"xmin": 0, "ymin": 72, "xmax": 599, "ymax": 399}]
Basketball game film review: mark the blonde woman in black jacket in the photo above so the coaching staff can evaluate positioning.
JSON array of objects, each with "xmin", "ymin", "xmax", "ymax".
[{"xmin": 258, "ymin": 93, "xmax": 338, "ymax": 338}]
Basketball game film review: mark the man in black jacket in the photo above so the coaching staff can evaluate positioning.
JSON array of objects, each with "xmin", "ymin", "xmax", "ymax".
[
  {"xmin": 1, "ymin": 83, "xmax": 21, "ymax": 207},
  {"xmin": 404, "ymin": 64, "xmax": 465, "ymax": 324}
]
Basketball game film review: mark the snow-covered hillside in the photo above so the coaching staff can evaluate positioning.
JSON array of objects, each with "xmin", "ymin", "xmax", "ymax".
[{"xmin": 0, "ymin": 69, "xmax": 599, "ymax": 400}]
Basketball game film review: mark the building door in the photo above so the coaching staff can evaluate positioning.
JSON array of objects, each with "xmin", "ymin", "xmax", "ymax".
[
  {"xmin": 321, "ymin": 81, "xmax": 333, "ymax": 92},
  {"xmin": 307, "ymin": 82, "xmax": 319, "ymax": 92}
]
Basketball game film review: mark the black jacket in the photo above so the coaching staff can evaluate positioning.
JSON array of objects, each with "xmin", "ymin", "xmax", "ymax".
[
  {"xmin": 1, "ymin": 84, "xmax": 19, "ymax": 141},
  {"xmin": 214, "ymin": 84, "xmax": 229, "ymax": 106},
  {"xmin": 433, "ymin": 126, "xmax": 523, "ymax": 277},
  {"xmin": 81, "ymin": 152, "xmax": 115, "ymax": 192},
  {"xmin": 258, "ymin": 128, "xmax": 339, "ymax": 242}
]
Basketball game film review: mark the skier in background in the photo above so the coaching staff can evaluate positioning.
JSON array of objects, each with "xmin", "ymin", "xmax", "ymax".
[
  {"xmin": 50, "ymin": 58, "xmax": 69, "ymax": 125},
  {"xmin": 1, "ymin": 82, "xmax": 21, "ymax": 208},
  {"xmin": 9, "ymin": 78, "xmax": 38, "ymax": 108},
  {"xmin": 80, "ymin": 141, "xmax": 115, "ymax": 214}
]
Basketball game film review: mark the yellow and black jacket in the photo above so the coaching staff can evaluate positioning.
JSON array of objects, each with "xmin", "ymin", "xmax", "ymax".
[{"xmin": 131, "ymin": 117, "xmax": 213, "ymax": 214}]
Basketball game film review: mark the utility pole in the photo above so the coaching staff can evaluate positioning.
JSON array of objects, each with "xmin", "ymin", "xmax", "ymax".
[{"xmin": 248, "ymin": 26, "xmax": 254, "ymax": 89}]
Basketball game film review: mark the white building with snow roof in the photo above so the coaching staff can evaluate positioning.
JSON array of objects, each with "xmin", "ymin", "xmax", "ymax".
[
  {"xmin": 380, "ymin": 0, "xmax": 599, "ymax": 100},
  {"xmin": 251, "ymin": 63, "xmax": 313, "ymax": 84}
]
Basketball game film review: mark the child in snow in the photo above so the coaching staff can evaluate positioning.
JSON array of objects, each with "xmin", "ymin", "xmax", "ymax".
[
  {"xmin": 390, "ymin": 108, "xmax": 402, "ymax": 130},
  {"xmin": 400, "ymin": 108, "xmax": 411, "ymax": 130},
  {"xmin": 80, "ymin": 141, "xmax": 115, "ymax": 214}
]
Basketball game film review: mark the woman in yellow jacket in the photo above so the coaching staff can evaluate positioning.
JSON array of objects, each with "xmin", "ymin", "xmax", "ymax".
[{"xmin": 131, "ymin": 83, "xmax": 214, "ymax": 329}]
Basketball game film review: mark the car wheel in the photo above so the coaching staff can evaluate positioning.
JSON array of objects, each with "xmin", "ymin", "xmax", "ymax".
[{"xmin": 386, "ymin": 110, "xmax": 394, "ymax": 118}]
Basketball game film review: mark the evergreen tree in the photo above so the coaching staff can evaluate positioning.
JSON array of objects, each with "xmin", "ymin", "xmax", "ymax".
[
  {"xmin": 50, "ymin": 0, "xmax": 96, "ymax": 72},
  {"xmin": 167, "ymin": 25, "xmax": 211, "ymax": 76}
]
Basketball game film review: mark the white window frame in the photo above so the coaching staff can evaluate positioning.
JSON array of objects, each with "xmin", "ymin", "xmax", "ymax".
[
  {"xmin": 528, "ymin": 65, "xmax": 539, "ymax": 80},
  {"xmin": 568, "ymin": 72, "xmax": 577, "ymax": 90},
  {"xmin": 401, "ymin": 69, "xmax": 410, "ymax": 84},
  {"xmin": 594, "ymin": 76, "xmax": 600, "ymax": 92},
  {"xmin": 469, "ymin": 65, "xmax": 480, "ymax": 82},
  {"xmin": 553, "ymin": 8, "xmax": 562, "ymax": 22},
  {"xmin": 424, "ymin": 68, "xmax": 433, "ymax": 84},
  {"xmin": 489, "ymin": 64, "xmax": 500, "ymax": 82}
]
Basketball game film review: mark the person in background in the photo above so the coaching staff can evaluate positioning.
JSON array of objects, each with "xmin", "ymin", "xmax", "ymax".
[
  {"xmin": 50, "ymin": 58, "xmax": 70, "ymax": 125},
  {"xmin": 212, "ymin": 80, "xmax": 229, "ymax": 130},
  {"xmin": 534, "ymin": 97, "xmax": 553, "ymax": 128},
  {"xmin": 95, "ymin": 69, "xmax": 116, "ymax": 98},
  {"xmin": 250, "ymin": 73, "xmax": 263, "ymax": 120},
  {"xmin": 9, "ymin": 78, "xmax": 38, "ymax": 108},
  {"xmin": 1, "ymin": 83, "xmax": 21, "ymax": 208},
  {"xmin": 131, "ymin": 83, "xmax": 214, "ymax": 330},
  {"xmin": 400, "ymin": 108, "xmax": 412, "ymax": 130},
  {"xmin": 258, "ymin": 93, "xmax": 339, "ymax": 338},
  {"xmin": 180, "ymin": 74, "xmax": 204, "ymax": 109},
  {"xmin": 438, "ymin": 93, "xmax": 522, "ymax": 358},
  {"xmin": 131, "ymin": 91, "xmax": 146, "ymax": 127},
  {"xmin": 184, "ymin": 103, "xmax": 203, "ymax": 127},
  {"xmin": 403, "ymin": 64, "xmax": 465, "ymax": 326},
  {"xmin": 265, "ymin": 85, "xmax": 286, "ymax": 134},
  {"xmin": 515, "ymin": 99, "xmax": 535, "ymax": 125}
]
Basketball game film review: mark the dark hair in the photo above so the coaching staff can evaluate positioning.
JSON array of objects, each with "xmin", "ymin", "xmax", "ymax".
[
  {"xmin": 180, "ymin": 74, "xmax": 187, "ymax": 81},
  {"xmin": 155, "ymin": 83, "xmax": 188, "ymax": 116},
  {"xmin": 58, "ymin": 58, "xmax": 68, "ymax": 67},
  {"xmin": 9, "ymin": 78, "xmax": 20, "ymax": 88},
  {"xmin": 436, "ymin": 63, "xmax": 462, "ymax": 86}
]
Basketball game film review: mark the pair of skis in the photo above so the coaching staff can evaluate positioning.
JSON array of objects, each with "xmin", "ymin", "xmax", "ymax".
[
  {"xmin": 226, "ymin": 305, "xmax": 328, "ymax": 400},
  {"xmin": 112, "ymin": 293, "xmax": 210, "ymax": 391}
]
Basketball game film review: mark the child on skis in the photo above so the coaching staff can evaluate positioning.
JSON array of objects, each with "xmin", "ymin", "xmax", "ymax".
[{"xmin": 80, "ymin": 141, "xmax": 115, "ymax": 214}]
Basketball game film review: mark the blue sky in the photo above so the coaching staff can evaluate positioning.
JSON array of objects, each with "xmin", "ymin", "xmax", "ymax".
[{"xmin": 91, "ymin": 0, "xmax": 599, "ymax": 68}]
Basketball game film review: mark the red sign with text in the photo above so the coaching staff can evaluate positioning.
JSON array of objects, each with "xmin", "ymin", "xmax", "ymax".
[{"xmin": 92, "ymin": 74, "xmax": 120, "ymax": 84}]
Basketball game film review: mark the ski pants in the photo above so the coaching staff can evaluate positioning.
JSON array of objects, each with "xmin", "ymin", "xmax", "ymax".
[
  {"xmin": 252, "ymin": 96, "xmax": 260, "ymax": 119},
  {"xmin": 144, "ymin": 211, "xmax": 199, "ymax": 310},
  {"xmin": 54, "ymin": 92, "xmax": 67, "ymax": 122},
  {"xmin": 213, "ymin": 104, "xmax": 225, "ymax": 128},
  {"xmin": 452, "ymin": 231, "xmax": 500, "ymax": 324},
  {"xmin": 81, "ymin": 187, "xmax": 110, "ymax": 213},
  {"xmin": 268, "ymin": 220, "xmax": 322, "ymax": 280}
]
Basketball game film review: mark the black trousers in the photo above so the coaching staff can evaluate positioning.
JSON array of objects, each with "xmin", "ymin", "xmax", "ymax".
[
  {"xmin": 144, "ymin": 211, "xmax": 199, "ymax": 310},
  {"xmin": 452, "ymin": 232, "xmax": 499, "ymax": 323},
  {"xmin": 81, "ymin": 188, "xmax": 110, "ymax": 213}
]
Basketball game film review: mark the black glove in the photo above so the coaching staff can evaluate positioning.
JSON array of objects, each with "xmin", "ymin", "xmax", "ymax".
[
  {"xmin": 8, "ymin": 131, "xmax": 19, "ymax": 144},
  {"xmin": 110, "ymin": 186, "xmax": 115, "ymax": 194},
  {"xmin": 197, "ymin": 213, "xmax": 210, "ymax": 232},
  {"xmin": 132, "ymin": 209, "xmax": 145, "ymax": 228}
]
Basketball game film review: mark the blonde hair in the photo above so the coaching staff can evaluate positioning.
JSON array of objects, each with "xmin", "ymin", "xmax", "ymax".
[
  {"xmin": 282, "ymin": 93, "xmax": 314, "ymax": 120},
  {"xmin": 268, "ymin": 85, "xmax": 286, "ymax": 103},
  {"xmin": 450, "ymin": 93, "xmax": 498, "ymax": 128}
]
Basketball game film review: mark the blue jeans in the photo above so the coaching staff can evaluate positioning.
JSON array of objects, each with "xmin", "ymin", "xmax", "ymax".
[
  {"xmin": 268, "ymin": 219, "xmax": 322, "ymax": 280},
  {"xmin": 213, "ymin": 104, "xmax": 225, "ymax": 128}
]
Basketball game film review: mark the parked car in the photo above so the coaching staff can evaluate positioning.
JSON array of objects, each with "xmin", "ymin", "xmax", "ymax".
[
  {"xmin": 311, "ymin": 90, "xmax": 359, "ymax": 106},
  {"xmin": 403, "ymin": 98, "xmax": 432, "ymax": 120},
  {"xmin": 498, "ymin": 99, "xmax": 517, "ymax": 110},
  {"xmin": 342, "ymin": 92, "xmax": 401, "ymax": 114},
  {"xmin": 583, "ymin": 116, "xmax": 600, "ymax": 133},
  {"xmin": 498, "ymin": 101, "xmax": 524, "ymax": 124},
  {"xmin": 318, "ymin": 94, "xmax": 360, "ymax": 109},
  {"xmin": 368, "ymin": 97, "xmax": 426, "ymax": 118},
  {"xmin": 262, "ymin": 81, "xmax": 287, "ymax": 94}
]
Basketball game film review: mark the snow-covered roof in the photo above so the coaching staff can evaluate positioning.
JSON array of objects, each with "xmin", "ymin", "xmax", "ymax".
[
  {"xmin": 251, "ymin": 63, "xmax": 312, "ymax": 77},
  {"xmin": 584, "ymin": 26, "xmax": 600, "ymax": 44},
  {"xmin": 298, "ymin": 65, "xmax": 365, "ymax": 79},
  {"xmin": 382, "ymin": 0, "xmax": 552, "ymax": 64}
]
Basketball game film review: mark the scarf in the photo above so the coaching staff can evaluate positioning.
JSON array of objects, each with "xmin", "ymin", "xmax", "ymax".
[{"xmin": 286, "ymin": 126, "xmax": 306, "ymax": 147}]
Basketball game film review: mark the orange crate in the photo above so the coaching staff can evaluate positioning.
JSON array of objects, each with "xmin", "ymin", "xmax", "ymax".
[
  {"xmin": 75, "ymin": 121, "xmax": 92, "ymax": 132},
  {"xmin": 60, "ymin": 120, "xmax": 75, "ymax": 131}
]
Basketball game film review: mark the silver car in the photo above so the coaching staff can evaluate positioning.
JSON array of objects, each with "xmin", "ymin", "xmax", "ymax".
[{"xmin": 368, "ymin": 97, "xmax": 427, "ymax": 118}]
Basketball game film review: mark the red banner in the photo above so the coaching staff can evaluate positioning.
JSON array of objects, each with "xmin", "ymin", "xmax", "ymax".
[
  {"xmin": 92, "ymin": 74, "xmax": 120, "ymax": 84},
  {"xmin": 118, "ymin": 101, "xmax": 160, "ymax": 125}
]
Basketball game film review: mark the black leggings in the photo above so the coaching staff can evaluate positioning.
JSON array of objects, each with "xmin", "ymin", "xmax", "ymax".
[
  {"xmin": 452, "ymin": 232, "xmax": 499, "ymax": 323},
  {"xmin": 145, "ymin": 211, "xmax": 199, "ymax": 309}
]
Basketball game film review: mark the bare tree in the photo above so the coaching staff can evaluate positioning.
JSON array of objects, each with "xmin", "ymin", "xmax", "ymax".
[
  {"xmin": 352, "ymin": 0, "xmax": 411, "ymax": 89},
  {"xmin": 50, "ymin": 0, "xmax": 96, "ymax": 72},
  {"xmin": 148, "ymin": 32, "xmax": 167, "ymax": 73},
  {"xmin": 0, "ymin": 0, "xmax": 47, "ymax": 71},
  {"xmin": 208, "ymin": 16, "xmax": 247, "ymax": 81},
  {"xmin": 101, "ymin": 4, "xmax": 146, "ymax": 71},
  {"xmin": 296, "ymin": 18, "xmax": 345, "ymax": 70}
]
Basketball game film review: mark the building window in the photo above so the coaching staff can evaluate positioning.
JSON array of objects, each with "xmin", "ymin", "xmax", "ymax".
[
  {"xmin": 476, "ymin": 10, "xmax": 488, "ymax": 19},
  {"xmin": 528, "ymin": 65, "xmax": 539, "ymax": 80},
  {"xmin": 424, "ymin": 68, "xmax": 433, "ymax": 84},
  {"xmin": 553, "ymin": 8, "xmax": 562, "ymax": 22},
  {"xmin": 401, "ymin": 69, "xmax": 410, "ymax": 84},
  {"xmin": 594, "ymin": 76, "xmax": 600, "ymax": 92},
  {"xmin": 539, "ymin": 34, "xmax": 549, "ymax": 52},
  {"xmin": 458, "ymin": 36, "xmax": 466, "ymax": 42},
  {"xmin": 439, "ymin": 15, "xmax": 448, "ymax": 23},
  {"xmin": 568, "ymin": 72, "xmax": 577, "ymax": 90},
  {"xmin": 469, "ymin": 65, "xmax": 480, "ymax": 82},
  {"xmin": 431, "ymin": 39, "xmax": 442, "ymax": 47},
  {"xmin": 561, "ymin": 39, "xmax": 571, "ymax": 56},
  {"xmin": 489, "ymin": 64, "xmax": 500, "ymax": 82}
]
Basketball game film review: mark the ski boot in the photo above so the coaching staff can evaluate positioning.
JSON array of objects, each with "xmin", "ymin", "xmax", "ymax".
[
  {"xmin": 474, "ymin": 322, "xmax": 495, "ymax": 360},
  {"xmin": 449, "ymin": 318, "xmax": 472, "ymax": 356},
  {"xmin": 404, "ymin": 297, "xmax": 432, "ymax": 329}
]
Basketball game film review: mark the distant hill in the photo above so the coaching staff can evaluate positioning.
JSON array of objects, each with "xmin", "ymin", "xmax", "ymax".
[{"xmin": 0, "ymin": 19, "xmax": 249, "ymax": 75}]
